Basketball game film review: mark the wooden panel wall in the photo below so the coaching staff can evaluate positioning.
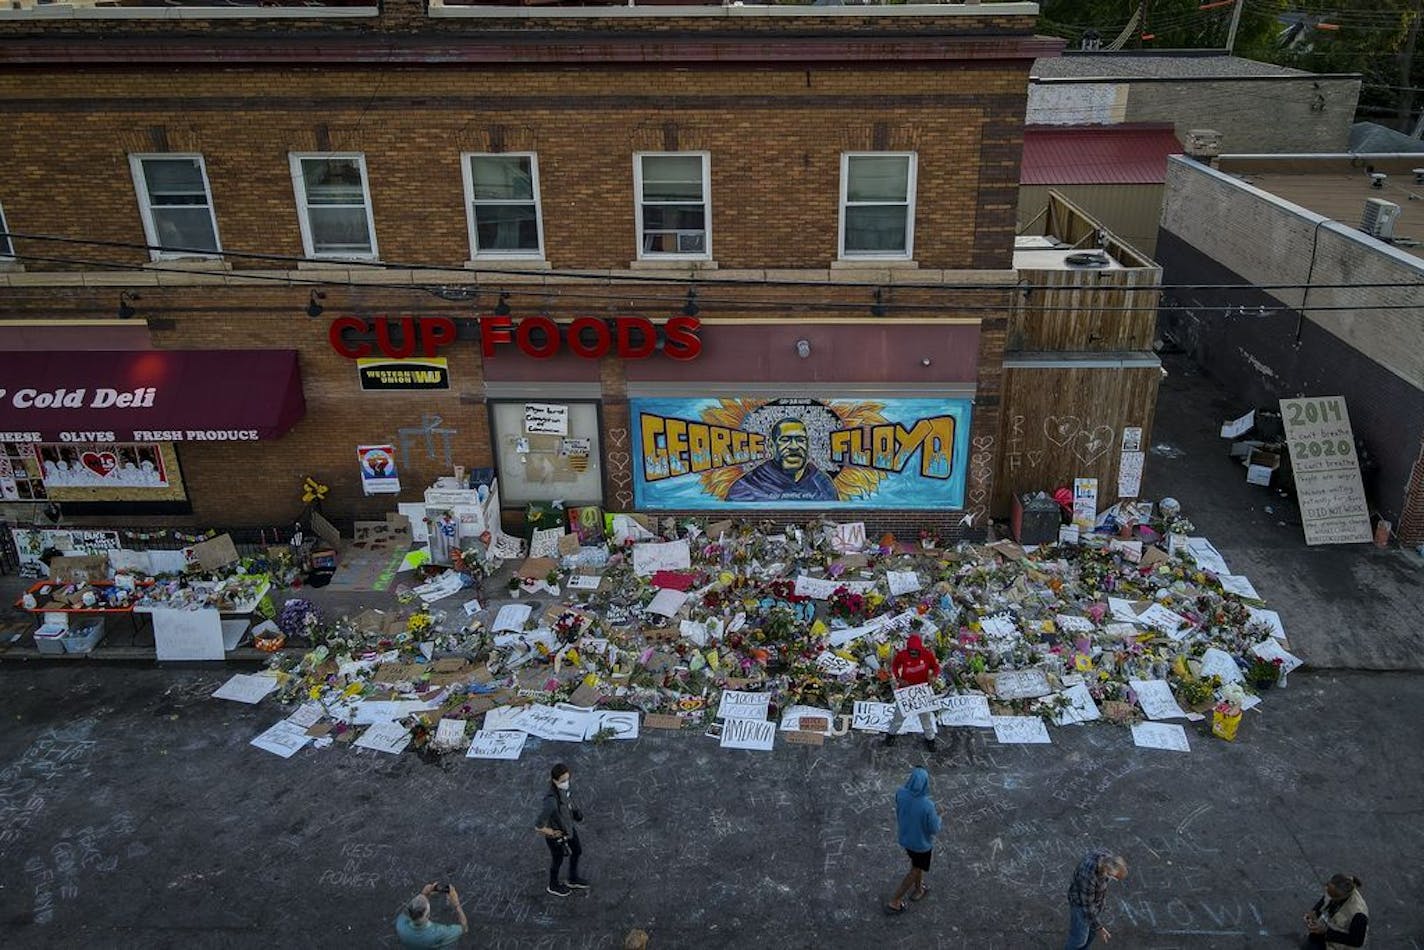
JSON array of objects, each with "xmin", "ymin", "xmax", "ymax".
[
  {"xmin": 993, "ymin": 363, "xmax": 1160, "ymax": 514},
  {"xmin": 1008, "ymin": 266, "xmax": 1161, "ymax": 351}
]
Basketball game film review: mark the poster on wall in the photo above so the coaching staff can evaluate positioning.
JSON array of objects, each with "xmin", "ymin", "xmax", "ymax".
[
  {"xmin": 1072, "ymin": 477, "xmax": 1099, "ymax": 530},
  {"xmin": 357, "ymin": 445, "xmax": 401, "ymax": 496},
  {"xmin": 10, "ymin": 528, "xmax": 121, "ymax": 577},
  {"xmin": 524, "ymin": 403, "xmax": 569, "ymax": 436},
  {"xmin": 631, "ymin": 396, "xmax": 972, "ymax": 510}
]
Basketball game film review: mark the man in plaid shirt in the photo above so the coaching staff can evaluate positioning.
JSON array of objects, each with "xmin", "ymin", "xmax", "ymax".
[{"xmin": 1065, "ymin": 848, "xmax": 1128, "ymax": 948}]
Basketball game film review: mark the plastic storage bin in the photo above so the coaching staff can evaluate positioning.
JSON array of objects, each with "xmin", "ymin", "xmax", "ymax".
[
  {"xmin": 62, "ymin": 619, "xmax": 106, "ymax": 655},
  {"xmin": 34, "ymin": 622, "xmax": 69, "ymax": 655}
]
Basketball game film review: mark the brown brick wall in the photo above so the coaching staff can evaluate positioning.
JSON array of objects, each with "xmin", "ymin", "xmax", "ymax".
[{"xmin": 0, "ymin": 62, "xmax": 1027, "ymax": 271}]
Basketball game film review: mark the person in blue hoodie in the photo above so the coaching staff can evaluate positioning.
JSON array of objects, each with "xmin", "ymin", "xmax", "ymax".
[{"xmin": 885, "ymin": 767, "xmax": 945, "ymax": 914}]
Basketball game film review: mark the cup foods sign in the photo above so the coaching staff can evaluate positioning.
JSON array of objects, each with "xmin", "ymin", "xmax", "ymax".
[{"xmin": 328, "ymin": 314, "xmax": 703, "ymax": 361}]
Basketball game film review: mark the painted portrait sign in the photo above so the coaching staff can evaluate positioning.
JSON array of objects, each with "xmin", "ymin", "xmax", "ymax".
[{"xmin": 631, "ymin": 396, "xmax": 972, "ymax": 510}]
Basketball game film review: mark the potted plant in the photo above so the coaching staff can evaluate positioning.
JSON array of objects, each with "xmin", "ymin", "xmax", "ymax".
[{"xmin": 1246, "ymin": 655, "xmax": 1283, "ymax": 690}]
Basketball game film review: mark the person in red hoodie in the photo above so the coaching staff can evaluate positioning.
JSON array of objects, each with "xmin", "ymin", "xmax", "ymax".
[{"xmin": 884, "ymin": 633, "xmax": 942, "ymax": 751}]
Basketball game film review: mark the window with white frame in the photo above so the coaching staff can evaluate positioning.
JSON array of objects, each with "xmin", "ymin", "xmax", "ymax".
[
  {"xmin": 0, "ymin": 202, "xmax": 12, "ymax": 259},
  {"xmin": 839, "ymin": 152, "xmax": 917, "ymax": 259},
  {"xmin": 463, "ymin": 153, "xmax": 544, "ymax": 258},
  {"xmin": 129, "ymin": 155, "xmax": 221, "ymax": 259},
  {"xmin": 635, "ymin": 152, "xmax": 710, "ymax": 259},
  {"xmin": 289, "ymin": 154, "xmax": 377, "ymax": 259}
]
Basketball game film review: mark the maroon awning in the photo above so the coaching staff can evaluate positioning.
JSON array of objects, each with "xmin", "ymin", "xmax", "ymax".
[{"xmin": 0, "ymin": 349, "xmax": 305, "ymax": 443}]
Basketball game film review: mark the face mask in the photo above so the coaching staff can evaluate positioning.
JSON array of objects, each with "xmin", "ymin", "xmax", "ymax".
[{"xmin": 556, "ymin": 779, "xmax": 570, "ymax": 791}]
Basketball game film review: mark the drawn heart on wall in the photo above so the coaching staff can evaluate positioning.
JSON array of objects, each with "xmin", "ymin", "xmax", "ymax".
[
  {"xmin": 615, "ymin": 490, "xmax": 633, "ymax": 508},
  {"xmin": 1072, "ymin": 426, "xmax": 1115, "ymax": 465},
  {"xmin": 971, "ymin": 435, "xmax": 994, "ymax": 452},
  {"xmin": 1026, "ymin": 450, "xmax": 1045, "ymax": 468},
  {"xmin": 81, "ymin": 451, "xmax": 118, "ymax": 478},
  {"xmin": 969, "ymin": 487, "xmax": 987, "ymax": 505},
  {"xmin": 1044, "ymin": 416, "xmax": 1081, "ymax": 446},
  {"xmin": 607, "ymin": 427, "xmax": 629, "ymax": 449}
]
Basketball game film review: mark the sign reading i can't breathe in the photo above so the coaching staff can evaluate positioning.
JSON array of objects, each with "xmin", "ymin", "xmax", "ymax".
[{"xmin": 1279, "ymin": 396, "xmax": 1372, "ymax": 545}]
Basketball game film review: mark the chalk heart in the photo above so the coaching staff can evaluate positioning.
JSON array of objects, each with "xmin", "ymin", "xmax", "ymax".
[
  {"xmin": 1044, "ymin": 415, "xmax": 1081, "ymax": 446},
  {"xmin": 607, "ymin": 428, "xmax": 629, "ymax": 449},
  {"xmin": 615, "ymin": 490, "xmax": 633, "ymax": 508},
  {"xmin": 1027, "ymin": 450, "xmax": 1045, "ymax": 467},
  {"xmin": 969, "ymin": 487, "xmax": 987, "ymax": 504},
  {"xmin": 81, "ymin": 451, "xmax": 118, "ymax": 478},
  {"xmin": 971, "ymin": 435, "xmax": 993, "ymax": 452},
  {"xmin": 1072, "ymin": 426, "xmax": 1115, "ymax": 465}
]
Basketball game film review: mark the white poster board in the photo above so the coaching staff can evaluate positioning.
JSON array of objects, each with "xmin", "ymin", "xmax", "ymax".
[
  {"xmin": 1279, "ymin": 396, "xmax": 1373, "ymax": 545},
  {"xmin": 719, "ymin": 717, "xmax": 776, "ymax": 752},
  {"xmin": 524, "ymin": 403, "xmax": 569, "ymax": 436},
  {"xmin": 150, "ymin": 607, "xmax": 226, "ymax": 661}
]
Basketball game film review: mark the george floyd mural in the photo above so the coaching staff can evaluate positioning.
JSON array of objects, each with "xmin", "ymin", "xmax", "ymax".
[{"xmin": 631, "ymin": 396, "xmax": 972, "ymax": 510}]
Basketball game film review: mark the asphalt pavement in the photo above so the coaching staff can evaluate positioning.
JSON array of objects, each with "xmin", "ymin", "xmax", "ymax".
[{"xmin": 0, "ymin": 355, "xmax": 1421, "ymax": 949}]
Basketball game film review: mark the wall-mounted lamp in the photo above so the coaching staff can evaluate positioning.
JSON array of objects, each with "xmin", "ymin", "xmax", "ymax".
[
  {"xmin": 921, "ymin": 357, "xmax": 932, "ymax": 367},
  {"xmin": 494, "ymin": 291, "xmax": 512, "ymax": 317},
  {"xmin": 795, "ymin": 339, "xmax": 811, "ymax": 359},
  {"xmin": 870, "ymin": 288, "xmax": 887, "ymax": 318},
  {"xmin": 305, "ymin": 290, "xmax": 326, "ymax": 319},
  {"xmin": 682, "ymin": 288, "xmax": 700, "ymax": 318},
  {"xmin": 117, "ymin": 291, "xmax": 139, "ymax": 320}
]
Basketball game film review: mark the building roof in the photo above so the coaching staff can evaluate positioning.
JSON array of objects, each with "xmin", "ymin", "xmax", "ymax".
[
  {"xmin": 1350, "ymin": 121, "xmax": 1424, "ymax": 155},
  {"xmin": 1031, "ymin": 53, "xmax": 1313, "ymax": 81},
  {"xmin": 1215, "ymin": 156, "xmax": 1424, "ymax": 264},
  {"xmin": 1021, "ymin": 124, "xmax": 1182, "ymax": 185}
]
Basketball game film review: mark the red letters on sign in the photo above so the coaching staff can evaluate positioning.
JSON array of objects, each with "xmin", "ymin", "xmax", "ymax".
[{"xmin": 336, "ymin": 315, "xmax": 701, "ymax": 361}]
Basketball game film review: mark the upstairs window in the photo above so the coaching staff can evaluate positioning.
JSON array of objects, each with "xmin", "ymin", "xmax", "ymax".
[
  {"xmin": 464, "ymin": 153, "xmax": 544, "ymax": 258},
  {"xmin": 840, "ymin": 152, "xmax": 917, "ymax": 259},
  {"xmin": 0, "ymin": 202, "xmax": 12, "ymax": 259},
  {"xmin": 130, "ymin": 155, "xmax": 222, "ymax": 259},
  {"xmin": 635, "ymin": 152, "xmax": 711, "ymax": 259},
  {"xmin": 290, "ymin": 154, "xmax": 378, "ymax": 259}
]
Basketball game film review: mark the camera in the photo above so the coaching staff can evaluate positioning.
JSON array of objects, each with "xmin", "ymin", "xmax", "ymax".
[{"xmin": 434, "ymin": 883, "xmax": 451, "ymax": 894}]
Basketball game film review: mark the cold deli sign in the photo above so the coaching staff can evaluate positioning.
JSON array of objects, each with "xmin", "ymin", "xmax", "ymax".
[{"xmin": 328, "ymin": 314, "xmax": 703, "ymax": 362}]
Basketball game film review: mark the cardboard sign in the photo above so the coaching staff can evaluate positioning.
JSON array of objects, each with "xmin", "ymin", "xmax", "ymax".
[
  {"xmin": 1279, "ymin": 396, "xmax": 1372, "ymax": 545},
  {"xmin": 784, "ymin": 730, "xmax": 825, "ymax": 747},
  {"xmin": 47, "ymin": 554, "xmax": 110, "ymax": 585},
  {"xmin": 186, "ymin": 534, "xmax": 239, "ymax": 572},
  {"xmin": 644, "ymin": 713, "xmax": 684, "ymax": 730}
]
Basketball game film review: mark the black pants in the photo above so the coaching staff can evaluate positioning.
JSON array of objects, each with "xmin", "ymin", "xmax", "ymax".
[{"xmin": 546, "ymin": 832, "xmax": 581, "ymax": 887}]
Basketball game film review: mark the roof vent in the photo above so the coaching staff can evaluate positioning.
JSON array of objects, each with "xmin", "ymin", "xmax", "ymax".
[
  {"xmin": 1065, "ymin": 251, "xmax": 1111, "ymax": 268},
  {"xmin": 1360, "ymin": 198, "xmax": 1401, "ymax": 240},
  {"xmin": 1370, "ymin": 172, "xmax": 1388, "ymax": 189}
]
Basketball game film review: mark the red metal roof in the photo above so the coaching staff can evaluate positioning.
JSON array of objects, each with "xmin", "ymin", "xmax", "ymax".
[{"xmin": 1021, "ymin": 124, "xmax": 1182, "ymax": 186}]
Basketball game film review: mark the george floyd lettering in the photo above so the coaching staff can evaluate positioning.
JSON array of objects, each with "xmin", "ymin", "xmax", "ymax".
[{"xmin": 328, "ymin": 314, "xmax": 702, "ymax": 361}]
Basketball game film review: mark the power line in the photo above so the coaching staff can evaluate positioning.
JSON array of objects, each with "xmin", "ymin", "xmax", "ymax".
[{"xmin": 4, "ymin": 230, "xmax": 1424, "ymax": 297}]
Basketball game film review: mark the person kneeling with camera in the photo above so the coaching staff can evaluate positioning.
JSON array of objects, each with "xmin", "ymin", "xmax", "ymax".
[{"xmin": 395, "ymin": 882, "xmax": 467, "ymax": 948}]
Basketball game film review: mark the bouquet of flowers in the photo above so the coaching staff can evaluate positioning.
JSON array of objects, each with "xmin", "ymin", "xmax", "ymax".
[
  {"xmin": 276, "ymin": 598, "xmax": 321, "ymax": 640},
  {"xmin": 828, "ymin": 586, "xmax": 867, "ymax": 622}
]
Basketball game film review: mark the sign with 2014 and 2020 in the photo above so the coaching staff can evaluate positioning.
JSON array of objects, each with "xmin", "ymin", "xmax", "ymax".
[{"xmin": 1278, "ymin": 396, "xmax": 1373, "ymax": 545}]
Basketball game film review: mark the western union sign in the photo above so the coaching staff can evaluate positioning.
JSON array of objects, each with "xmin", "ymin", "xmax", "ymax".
[{"xmin": 356, "ymin": 358, "xmax": 450, "ymax": 391}]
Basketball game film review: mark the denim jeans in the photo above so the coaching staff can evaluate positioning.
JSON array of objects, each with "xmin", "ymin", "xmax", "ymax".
[
  {"xmin": 1064, "ymin": 902, "xmax": 1095, "ymax": 950},
  {"xmin": 546, "ymin": 831, "xmax": 582, "ymax": 888}
]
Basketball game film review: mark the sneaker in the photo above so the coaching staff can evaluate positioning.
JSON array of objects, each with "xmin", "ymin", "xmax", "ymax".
[
  {"xmin": 568, "ymin": 876, "xmax": 591, "ymax": 889},
  {"xmin": 883, "ymin": 733, "xmax": 897, "ymax": 747},
  {"xmin": 547, "ymin": 883, "xmax": 572, "ymax": 897},
  {"xmin": 924, "ymin": 737, "xmax": 937, "ymax": 752}
]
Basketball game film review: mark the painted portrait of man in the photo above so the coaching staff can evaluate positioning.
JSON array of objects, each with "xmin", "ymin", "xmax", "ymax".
[{"xmin": 726, "ymin": 418, "xmax": 840, "ymax": 502}]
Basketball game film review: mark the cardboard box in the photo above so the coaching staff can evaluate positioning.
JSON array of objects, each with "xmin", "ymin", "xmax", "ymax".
[{"xmin": 48, "ymin": 555, "xmax": 110, "ymax": 585}]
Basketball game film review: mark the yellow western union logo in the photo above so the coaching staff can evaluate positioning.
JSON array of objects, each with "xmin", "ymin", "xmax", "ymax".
[{"xmin": 356, "ymin": 358, "xmax": 450, "ymax": 391}]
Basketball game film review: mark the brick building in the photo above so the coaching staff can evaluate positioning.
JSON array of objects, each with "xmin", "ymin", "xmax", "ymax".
[
  {"xmin": 0, "ymin": 1, "xmax": 1069, "ymax": 540},
  {"xmin": 1156, "ymin": 154, "xmax": 1424, "ymax": 545}
]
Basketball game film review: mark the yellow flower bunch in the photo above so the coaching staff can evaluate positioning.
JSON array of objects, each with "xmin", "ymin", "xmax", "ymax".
[{"xmin": 406, "ymin": 612, "xmax": 434, "ymax": 635}]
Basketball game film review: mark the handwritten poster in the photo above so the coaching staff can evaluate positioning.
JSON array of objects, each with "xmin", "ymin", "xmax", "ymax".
[
  {"xmin": 1050, "ymin": 683, "xmax": 1101, "ymax": 725},
  {"xmin": 717, "ymin": 690, "xmax": 770, "ymax": 721},
  {"xmin": 893, "ymin": 683, "xmax": 938, "ymax": 716},
  {"xmin": 631, "ymin": 539, "xmax": 691, "ymax": 576},
  {"xmin": 719, "ymin": 717, "xmax": 776, "ymax": 751},
  {"xmin": 1117, "ymin": 451, "xmax": 1144, "ymax": 499},
  {"xmin": 993, "ymin": 669, "xmax": 1053, "ymax": 700},
  {"xmin": 815, "ymin": 651, "xmax": 858, "ymax": 677},
  {"xmin": 1279, "ymin": 396, "xmax": 1372, "ymax": 545},
  {"xmin": 354, "ymin": 721, "xmax": 412, "ymax": 755},
  {"xmin": 212, "ymin": 673, "xmax": 279, "ymax": 704},
  {"xmin": 1129, "ymin": 678, "xmax": 1188, "ymax": 720},
  {"xmin": 466, "ymin": 730, "xmax": 527, "ymax": 760},
  {"xmin": 991, "ymin": 715, "xmax": 1052, "ymax": 744},
  {"xmin": 1131, "ymin": 721, "xmax": 1191, "ymax": 753},
  {"xmin": 250, "ymin": 720, "xmax": 312, "ymax": 758},
  {"xmin": 524, "ymin": 403, "xmax": 569, "ymax": 436},
  {"xmin": 937, "ymin": 694, "xmax": 993, "ymax": 728},
  {"xmin": 851, "ymin": 701, "xmax": 896, "ymax": 733},
  {"xmin": 886, "ymin": 571, "xmax": 922, "ymax": 596},
  {"xmin": 1198, "ymin": 647, "xmax": 1244, "ymax": 684},
  {"xmin": 1251, "ymin": 638, "xmax": 1304, "ymax": 677}
]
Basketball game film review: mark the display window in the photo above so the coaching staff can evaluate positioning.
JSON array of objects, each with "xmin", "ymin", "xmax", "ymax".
[{"xmin": 487, "ymin": 400, "xmax": 604, "ymax": 507}]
